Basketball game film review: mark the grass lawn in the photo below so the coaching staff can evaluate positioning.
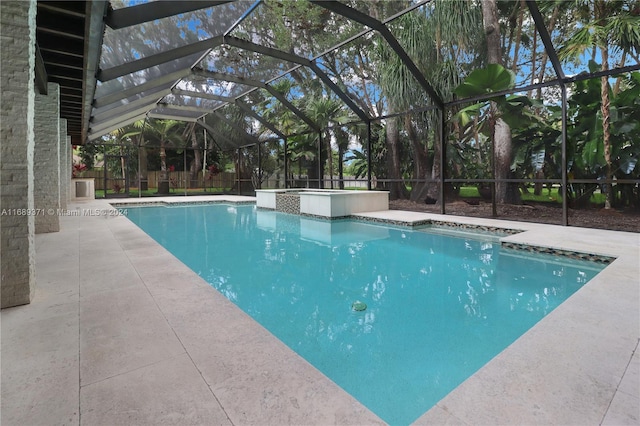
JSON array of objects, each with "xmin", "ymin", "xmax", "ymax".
[{"xmin": 458, "ymin": 185, "xmax": 606, "ymax": 205}]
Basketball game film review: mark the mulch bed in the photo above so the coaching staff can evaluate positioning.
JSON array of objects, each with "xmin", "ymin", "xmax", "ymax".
[{"xmin": 389, "ymin": 198, "xmax": 640, "ymax": 233}]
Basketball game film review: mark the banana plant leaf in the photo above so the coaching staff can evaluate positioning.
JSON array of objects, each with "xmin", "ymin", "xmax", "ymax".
[{"xmin": 453, "ymin": 64, "xmax": 515, "ymax": 98}]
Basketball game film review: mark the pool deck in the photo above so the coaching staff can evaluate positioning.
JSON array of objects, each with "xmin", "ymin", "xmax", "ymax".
[{"xmin": 2, "ymin": 195, "xmax": 638, "ymax": 425}]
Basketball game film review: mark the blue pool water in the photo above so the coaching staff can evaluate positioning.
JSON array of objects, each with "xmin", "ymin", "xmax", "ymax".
[{"xmin": 124, "ymin": 204, "xmax": 605, "ymax": 425}]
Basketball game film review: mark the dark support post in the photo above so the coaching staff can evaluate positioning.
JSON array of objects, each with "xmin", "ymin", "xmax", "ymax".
[
  {"xmin": 137, "ymin": 144, "xmax": 142, "ymax": 198},
  {"xmin": 367, "ymin": 120, "xmax": 372, "ymax": 191},
  {"xmin": 103, "ymin": 144, "xmax": 108, "ymax": 198},
  {"xmin": 439, "ymin": 108, "xmax": 446, "ymax": 214},
  {"xmin": 491, "ymin": 132, "xmax": 497, "ymax": 218},
  {"xmin": 561, "ymin": 85, "xmax": 568, "ymax": 226},
  {"xmin": 183, "ymin": 148, "xmax": 187, "ymax": 196},
  {"xmin": 236, "ymin": 148, "xmax": 241, "ymax": 195},
  {"xmin": 284, "ymin": 138, "xmax": 289, "ymax": 188},
  {"xmin": 257, "ymin": 143, "xmax": 262, "ymax": 190},
  {"xmin": 318, "ymin": 131, "xmax": 323, "ymax": 189}
]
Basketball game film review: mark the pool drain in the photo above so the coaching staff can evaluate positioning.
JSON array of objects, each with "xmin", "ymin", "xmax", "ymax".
[{"xmin": 352, "ymin": 301, "xmax": 367, "ymax": 311}]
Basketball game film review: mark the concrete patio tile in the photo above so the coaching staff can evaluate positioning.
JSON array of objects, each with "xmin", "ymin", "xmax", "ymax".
[
  {"xmin": 119, "ymin": 243, "xmax": 177, "ymax": 262},
  {"xmin": 1, "ymin": 307, "xmax": 79, "ymax": 426},
  {"xmin": 80, "ymin": 286, "xmax": 185, "ymax": 386},
  {"xmin": 1, "ymin": 349, "xmax": 79, "ymax": 426},
  {"xmin": 129, "ymin": 259, "xmax": 207, "ymax": 295},
  {"xmin": 79, "ymin": 261, "xmax": 142, "ymax": 296},
  {"xmin": 80, "ymin": 353, "xmax": 231, "ymax": 426},
  {"xmin": 412, "ymin": 405, "xmax": 468, "ymax": 425},
  {"xmin": 602, "ymin": 389, "xmax": 640, "ymax": 425},
  {"xmin": 418, "ymin": 301, "xmax": 633, "ymax": 425},
  {"xmin": 618, "ymin": 347, "xmax": 640, "ymax": 398}
]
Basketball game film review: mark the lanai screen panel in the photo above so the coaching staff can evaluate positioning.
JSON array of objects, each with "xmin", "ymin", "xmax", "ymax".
[
  {"xmin": 203, "ymin": 106, "xmax": 255, "ymax": 148},
  {"xmin": 228, "ymin": 0, "xmax": 367, "ymax": 59},
  {"xmin": 541, "ymin": 2, "xmax": 639, "ymax": 77},
  {"xmin": 92, "ymin": 85, "xmax": 172, "ymax": 117},
  {"xmin": 100, "ymin": 2, "xmax": 252, "ymax": 68},
  {"xmin": 176, "ymin": 76, "xmax": 255, "ymax": 100},
  {"xmin": 149, "ymin": 106, "xmax": 204, "ymax": 121},
  {"xmin": 341, "ymin": 0, "xmax": 416, "ymax": 21},
  {"xmin": 199, "ymin": 45, "xmax": 297, "ymax": 84},
  {"xmin": 241, "ymin": 87, "xmax": 312, "ymax": 137},
  {"xmin": 386, "ymin": 1, "xmax": 484, "ymax": 104},
  {"xmin": 95, "ymin": 52, "xmax": 203, "ymax": 99},
  {"xmin": 314, "ymin": 32, "xmax": 381, "ymax": 117},
  {"xmin": 217, "ymin": 102, "xmax": 261, "ymax": 138}
]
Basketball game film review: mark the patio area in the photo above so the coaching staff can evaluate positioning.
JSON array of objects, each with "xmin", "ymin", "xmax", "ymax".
[{"xmin": 1, "ymin": 196, "xmax": 638, "ymax": 425}]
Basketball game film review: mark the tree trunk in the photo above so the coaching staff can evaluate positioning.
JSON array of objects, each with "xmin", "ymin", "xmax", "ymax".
[
  {"xmin": 338, "ymin": 146, "xmax": 345, "ymax": 190},
  {"xmin": 386, "ymin": 116, "xmax": 408, "ymax": 200},
  {"xmin": 157, "ymin": 143, "xmax": 169, "ymax": 194},
  {"xmin": 189, "ymin": 130, "xmax": 201, "ymax": 188},
  {"xmin": 494, "ymin": 116, "xmax": 516, "ymax": 203},
  {"xmin": 405, "ymin": 114, "xmax": 430, "ymax": 202},
  {"xmin": 138, "ymin": 144, "xmax": 148, "ymax": 190},
  {"xmin": 325, "ymin": 130, "xmax": 334, "ymax": 189},
  {"xmin": 482, "ymin": 0, "xmax": 520, "ymax": 205},
  {"xmin": 597, "ymin": 0, "xmax": 613, "ymax": 209}
]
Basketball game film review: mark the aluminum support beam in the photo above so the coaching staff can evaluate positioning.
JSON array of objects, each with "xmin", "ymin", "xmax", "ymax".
[
  {"xmin": 235, "ymin": 101, "xmax": 287, "ymax": 140},
  {"xmin": 93, "ymin": 68, "xmax": 192, "ymax": 109},
  {"xmin": 106, "ymin": 1, "xmax": 233, "ymax": 30},
  {"xmin": 98, "ymin": 36, "xmax": 223, "ymax": 82},
  {"xmin": 197, "ymin": 120, "xmax": 238, "ymax": 151},
  {"xmin": 526, "ymin": 0, "xmax": 565, "ymax": 80},
  {"xmin": 310, "ymin": 0, "xmax": 444, "ymax": 110},
  {"xmin": 225, "ymin": 36, "xmax": 369, "ymax": 121},
  {"xmin": 212, "ymin": 111, "xmax": 260, "ymax": 146}
]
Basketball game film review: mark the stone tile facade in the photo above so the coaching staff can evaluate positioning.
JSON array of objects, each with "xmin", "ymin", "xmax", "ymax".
[
  {"xmin": 275, "ymin": 193, "xmax": 300, "ymax": 215},
  {"xmin": 1, "ymin": 0, "xmax": 38, "ymax": 308},
  {"xmin": 34, "ymin": 82, "xmax": 61, "ymax": 233}
]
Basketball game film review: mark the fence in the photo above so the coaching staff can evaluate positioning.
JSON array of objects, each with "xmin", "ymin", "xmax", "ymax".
[{"xmin": 81, "ymin": 170, "xmax": 236, "ymax": 191}]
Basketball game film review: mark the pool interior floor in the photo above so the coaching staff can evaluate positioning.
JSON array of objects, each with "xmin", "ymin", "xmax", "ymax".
[{"xmin": 2, "ymin": 196, "xmax": 638, "ymax": 425}]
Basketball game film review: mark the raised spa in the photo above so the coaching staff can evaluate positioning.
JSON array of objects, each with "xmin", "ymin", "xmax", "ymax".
[{"xmin": 255, "ymin": 188, "xmax": 389, "ymax": 218}]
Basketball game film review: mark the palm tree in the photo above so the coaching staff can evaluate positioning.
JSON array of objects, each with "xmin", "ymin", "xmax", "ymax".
[
  {"xmin": 374, "ymin": 0, "xmax": 484, "ymax": 201},
  {"xmin": 145, "ymin": 119, "xmax": 183, "ymax": 194},
  {"xmin": 305, "ymin": 97, "xmax": 350, "ymax": 189},
  {"xmin": 559, "ymin": 0, "xmax": 640, "ymax": 209}
]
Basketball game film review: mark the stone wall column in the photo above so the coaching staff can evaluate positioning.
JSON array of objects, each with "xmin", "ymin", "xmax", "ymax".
[
  {"xmin": 34, "ymin": 82, "xmax": 61, "ymax": 233},
  {"xmin": 59, "ymin": 119, "xmax": 68, "ymax": 209},
  {"xmin": 66, "ymin": 137, "xmax": 72, "ymax": 204},
  {"xmin": 0, "ymin": 0, "xmax": 37, "ymax": 308}
]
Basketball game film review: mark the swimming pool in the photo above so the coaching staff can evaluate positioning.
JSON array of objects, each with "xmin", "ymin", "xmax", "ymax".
[{"xmin": 124, "ymin": 203, "xmax": 605, "ymax": 425}]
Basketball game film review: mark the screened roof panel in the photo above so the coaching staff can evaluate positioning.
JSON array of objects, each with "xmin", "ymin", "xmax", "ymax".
[
  {"xmin": 240, "ymin": 87, "xmax": 310, "ymax": 135},
  {"xmin": 109, "ymin": 0, "xmax": 157, "ymax": 10},
  {"xmin": 162, "ymin": 93, "xmax": 224, "ymax": 111},
  {"xmin": 229, "ymin": 0, "xmax": 367, "ymax": 60},
  {"xmin": 342, "ymin": 0, "xmax": 416, "ymax": 22},
  {"xmin": 385, "ymin": 1, "xmax": 483, "ymax": 104},
  {"xmin": 315, "ymin": 32, "xmax": 383, "ymax": 117},
  {"xmin": 176, "ymin": 75, "xmax": 256, "ymax": 99},
  {"xmin": 540, "ymin": 2, "xmax": 640, "ymax": 78},
  {"xmin": 95, "ymin": 52, "xmax": 203, "ymax": 98},
  {"xmin": 92, "ymin": 85, "xmax": 169, "ymax": 118},
  {"xmin": 149, "ymin": 106, "xmax": 205, "ymax": 121},
  {"xmin": 199, "ymin": 45, "xmax": 297, "ymax": 82},
  {"xmin": 100, "ymin": 2, "xmax": 252, "ymax": 68},
  {"xmin": 92, "ymin": 97, "xmax": 158, "ymax": 127}
]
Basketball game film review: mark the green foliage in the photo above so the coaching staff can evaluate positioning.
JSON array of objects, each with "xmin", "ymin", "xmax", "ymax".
[
  {"xmin": 78, "ymin": 144, "xmax": 98, "ymax": 170},
  {"xmin": 453, "ymin": 64, "xmax": 516, "ymax": 98}
]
